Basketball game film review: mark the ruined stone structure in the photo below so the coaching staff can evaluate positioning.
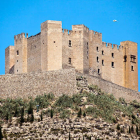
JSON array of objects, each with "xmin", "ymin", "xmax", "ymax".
[{"xmin": 5, "ymin": 20, "xmax": 138, "ymax": 91}]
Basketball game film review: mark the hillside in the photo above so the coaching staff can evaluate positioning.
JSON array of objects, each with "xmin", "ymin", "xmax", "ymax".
[{"xmin": 0, "ymin": 76, "xmax": 140, "ymax": 139}]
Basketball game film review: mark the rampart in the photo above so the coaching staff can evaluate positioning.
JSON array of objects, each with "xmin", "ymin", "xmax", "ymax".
[
  {"xmin": 0, "ymin": 69, "xmax": 76, "ymax": 99},
  {"xmin": 78, "ymin": 73, "xmax": 140, "ymax": 102}
]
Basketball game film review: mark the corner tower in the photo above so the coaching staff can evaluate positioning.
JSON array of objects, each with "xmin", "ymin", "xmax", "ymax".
[
  {"xmin": 121, "ymin": 41, "xmax": 138, "ymax": 91},
  {"xmin": 41, "ymin": 20, "xmax": 62, "ymax": 71},
  {"xmin": 14, "ymin": 33, "xmax": 27, "ymax": 74}
]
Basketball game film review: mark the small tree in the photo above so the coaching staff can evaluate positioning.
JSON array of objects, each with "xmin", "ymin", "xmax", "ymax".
[
  {"xmin": 69, "ymin": 132, "xmax": 71, "ymax": 140},
  {"xmin": 40, "ymin": 111, "xmax": 43, "ymax": 121},
  {"xmin": 20, "ymin": 107, "xmax": 24, "ymax": 123},
  {"xmin": 131, "ymin": 125, "xmax": 134, "ymax": 133},
  {"xmin": 83, "ymin": 112, "xmax": 86, "ymax": 117},
  {"xmin": 0, "ymin": 125, "xmax": 3, "ymax": 140},
  {"xmin": 129, "ymin": 126, "xmax": 131, "ymax": 133},
  {"xmin": 14, "ymin": 105, "xmax": 18, "ymax": 117},
  {"xmin": 5, "ymin": 112, "xmax": 8, "ymax": 122},
  {"xmin": 78, "ymin": 108, "xmax": 82, "ymax": 118},
  {"xmin": 28, "ymin": 102, "xmax": 33, "ymax": 115},
  {"xmin": 51, "ymin": 109, "xmax": 53, "ymax": 118},
  {"xmin": 136, "ymin": 125, "xmax": 139, "ymax": 135},
  {"xmin": 117, "ymin": 124, "xmax": 120, "ymax": 130}
]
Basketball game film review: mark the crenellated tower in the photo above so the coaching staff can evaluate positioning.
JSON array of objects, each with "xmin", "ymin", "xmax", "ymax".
[
  {"xmin": 41, "ymin": 20, "xmax": 62, "ymax": 71},
  {"xmin": 5, "ymin": 20, "xmax": 138, "ymax": 91},
  {"xmin": 121, "ymin": 41, "xmax": 138, "ymax": 91},
  {"xmin": 14, "ymin": 33, "xmax": 27, "ymax": 74}
]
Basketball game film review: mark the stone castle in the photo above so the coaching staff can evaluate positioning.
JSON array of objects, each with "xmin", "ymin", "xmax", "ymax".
[{"xmin": 5, "ymin": 20, "xmax": 138, "ymax": 91}]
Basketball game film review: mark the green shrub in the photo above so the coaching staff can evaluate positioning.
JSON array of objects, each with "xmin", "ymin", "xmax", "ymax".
[{"xmin": 55, "ymin": 95, "xmax": 73, "ymax": 108}]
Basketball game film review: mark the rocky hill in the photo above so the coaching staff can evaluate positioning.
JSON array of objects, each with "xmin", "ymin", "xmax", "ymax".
[{"xmin": 0, "ymin": 76, "xmax": 140, "ymax": 140}]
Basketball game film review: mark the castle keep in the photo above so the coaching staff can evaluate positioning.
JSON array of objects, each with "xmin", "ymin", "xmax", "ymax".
[{"xmin": 5, "ymin": 20, "xmax": 138, "ymax": 91}]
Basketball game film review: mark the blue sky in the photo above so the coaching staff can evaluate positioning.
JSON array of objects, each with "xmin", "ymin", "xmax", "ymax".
[{"xmin": 0, "ymin": 0, "xmax": 140, "ymax": 89}]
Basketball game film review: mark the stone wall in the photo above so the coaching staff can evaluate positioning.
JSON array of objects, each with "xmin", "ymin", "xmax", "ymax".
[
  {"xmin": 0, "ymin": 69, "xmax": 76, "ymax": 99},
  {"xmin": 77, "ymin": 73, "xmax": 140, "ymax": 102},
  {"xmin": 27, "ymin": 33, "xmax": 41, "ymax": 73}
]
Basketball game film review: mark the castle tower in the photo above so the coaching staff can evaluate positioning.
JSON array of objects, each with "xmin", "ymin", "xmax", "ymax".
[
  {"xmin": 14, "ymin": 33, "xmax": 27, "ymax": 74},
  {"xmin": 41, "ymin": 20, "xmax": 62, "ymax": 71},
  {"xmin": 72, "ymin": 25, "xmax": 89, "ymax": 74},
  {"xmin": 5, "ymin": 46, "xmax": 15, "ymax": 74},
  {"xmin": 121, "ymin": 41, "xmax": 138, "ymax": 91}
]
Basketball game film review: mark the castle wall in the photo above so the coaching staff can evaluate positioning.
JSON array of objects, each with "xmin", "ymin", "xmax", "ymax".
[
  {"xmin": 5, "ymin": 46, "xmax": 15, "ymax": 74},
  {"xmin": 27, "ymin": 33, "xmax": 41, "ymax": 73},
  {"xmin": 0, "ymin": 69, "xmax": 76, "ymax": 99},
  {"xmin": 78, "ymin": 73, "xmax": 140, "ymax": 102}
]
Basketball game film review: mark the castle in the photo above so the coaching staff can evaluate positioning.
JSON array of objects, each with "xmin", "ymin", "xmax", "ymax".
[{"xmin": 5, "ymin": 20, "xmax": 138, "ymax": 91}]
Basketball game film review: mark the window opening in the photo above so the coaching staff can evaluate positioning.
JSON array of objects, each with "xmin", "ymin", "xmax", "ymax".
[
  {"xmin": 69, "ymin": 58, "xmax": 71, "ymax": 64},
  {"xmin": 98, "ymin": 69, "xmax": 100, "ymax": 74},
  {"xmin": 124, "ymin": 55, "xmax": 127, "ymax": 62},
  {"xmin": 131, "ymin": 66, "xmax": 134, "ymax": 71},
  {"xmin": 97, "ymin": 57, "xmax": 99, "ymax": 62},
  {"xmin": 102, "ymin": 50, "xmax": 104, "ymax": 55},
  {"xmin": 17, "ymin": 70, "xmax": 18, "ymax": 72},
  {"xmin": 17, "ymin": 50, "xmax": 19, "ymax": 55},
  {"xmin": 112, "ymin": 62, "xmax": 114, "ymax": 68},
  {"xmin": 69, "ymin": 40, "xmax": 71, "ymax": 47},
  {"xmin": 54, "ymin": 41, "xmax": 55, "ymax": 43},
  {"xmin": 102, "ymin": 60, "xmax": 104, "ymax": 66},
  {"xmin": 96, "ymin": 47, "xmax": 99, "ymax": 52},
  {"xmin": 130, "ymin": 55, "xmax": 136, "ymax": 63},
  {"xmin": 112, "ymin": 53, "xmax": 114, "ymax": 58},
  {"xmin": 17, "ymin": 60, "xmax": 18, "ymax": 62}
]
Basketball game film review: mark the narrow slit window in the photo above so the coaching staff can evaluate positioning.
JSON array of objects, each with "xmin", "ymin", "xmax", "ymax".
[
  {"xmin": 87, "ymin": 42, "xmax": 88, "ymax": 49},
  {"xmin": 102, "ymin": 50, "xmax": 104, "ymax": 55},
  {"xmin": 96, "ymin": 47, "xmax": 99, "ymax": 52},
  {"xmin": 112, "ymin": 62, "xmax": 114, "ymax": 68},
  {"xmin": 124, "ymin": 55, "xmax": 127, "ymax": 62},
  {"xmin": 98, "ymin": 69, "xmax": 100, "ymax": 74},
  {"xmin": 69, "ymin": 40, "xmax": 71, "ymax": 47},
  {"xmin": 17, "ymin": 50, "xmax": 19, "ymax": 55},
  {"xmin": 69, "ymin": 58, "xmax": 71, "ymax": 64},
  {"xmin": 131, "ymin": 66, "xmax": 134, "ymax": 71},
  {"xmin": 54, "ymin": 41, "xmax": 55, "ymax": 43},
  {"xmin": 97, "ymin": 57, "xmax": 99, "ymax": 62},
  {"xmin": 102, "ymin": 60, "xmax": 104, "ymax": 66},
  {"xmin": 112, "ymin": 53, "xmax": 114, "ymax": 58}
]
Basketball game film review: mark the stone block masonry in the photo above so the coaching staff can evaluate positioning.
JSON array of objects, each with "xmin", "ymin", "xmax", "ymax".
[
  {"xmin": 80, "ymin": 74, "xmax": 140, "ymax": 102},
  {"xmin": 0, "ymin": 69, "xmax": 76, "ymax": 99}
]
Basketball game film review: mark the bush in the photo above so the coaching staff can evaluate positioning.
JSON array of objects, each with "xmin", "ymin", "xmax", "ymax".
[
  {"xmin": 60, "ymin": 110, "xmax": 70, "ymax": 119},
  {"xmin": 55, "ymin": 95, "xmax": 73, "ymax": 108}
]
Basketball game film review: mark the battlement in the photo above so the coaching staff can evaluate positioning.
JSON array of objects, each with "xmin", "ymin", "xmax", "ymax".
[
  {"xmin": 5, "ymin": 20, "xmax": 138, "ymax": 91},
  {"xmin": 14, "ymin": 33, "xmax": 28, "ymax": 40},
  {"xmin": 62, "ymin": 29, "xmax": 82, "ymax": 36},
  {"xmin": 89, "ymin": 30, "xmax": 102, "ymax": 38},
  {"xmin": 102, "ymin": 42, "xmax": 123, "ymax": 50}
]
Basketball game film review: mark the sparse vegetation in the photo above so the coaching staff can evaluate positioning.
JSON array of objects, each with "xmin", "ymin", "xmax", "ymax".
[{"xmin": 0, "ymin": 83, "xmax": 140, "ymax": 139}]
